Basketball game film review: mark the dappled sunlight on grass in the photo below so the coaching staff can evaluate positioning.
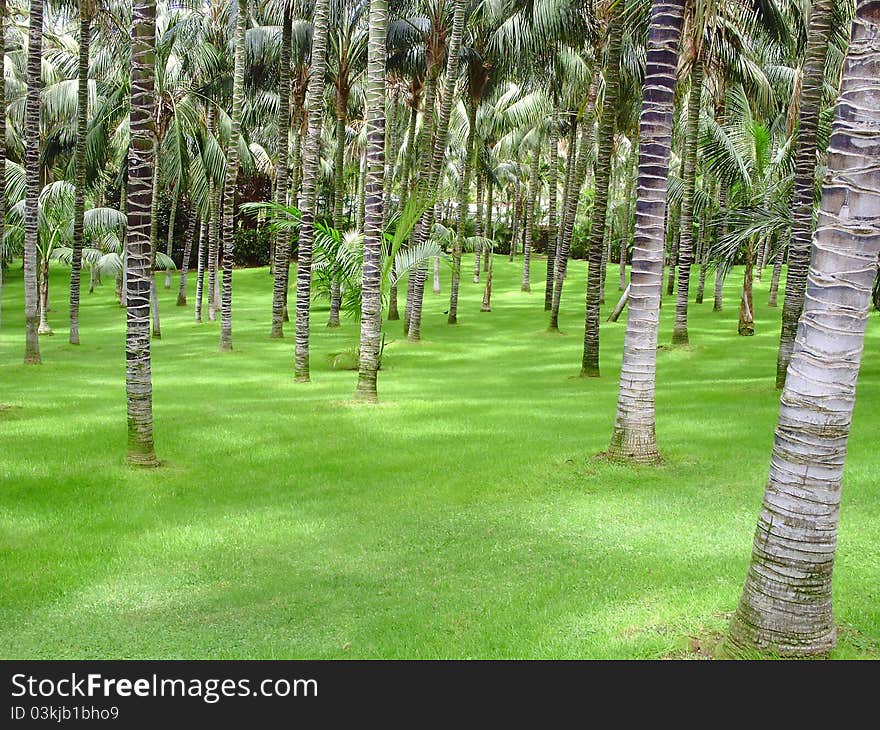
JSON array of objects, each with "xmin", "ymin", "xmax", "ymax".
[{"xmin": 0, "ymin": 256, "xmax": 878, "ymax": 658}]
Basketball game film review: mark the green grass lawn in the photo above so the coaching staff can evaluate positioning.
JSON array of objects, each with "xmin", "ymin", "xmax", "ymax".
[{"xmin": 1, "ymin": 256, "xmax": 878, "ymax": 659}]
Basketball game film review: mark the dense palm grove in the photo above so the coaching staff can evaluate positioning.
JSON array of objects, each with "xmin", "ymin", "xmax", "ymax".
[{"xmin": 1, "ymin": 0, "xmax": 879, "ymax": 658}]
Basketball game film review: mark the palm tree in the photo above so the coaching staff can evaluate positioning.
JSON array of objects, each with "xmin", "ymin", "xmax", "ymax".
[
  {"xmin": 219, "ymin": 0, "xmax": 247, "ymax": 351},
  {"xmin": 775, "ymin": 0, "xmax": 833, "ymax": 388},
  {"xmin": 22, "ymin": 0, "xmax": 44, "ymax": 364},
  {"xmin": 126, "ymin": 0, "xmax": 159, "ymax": 466},
  {"xmin": 68, "ymin": 0, "xmax": 97, "ymax": 345},
  {"xmin": 294, "ymin": 0, "xmax": 332, "ymax": 381},
  {"xmin": 354, "ymin": 0, "xmax": 387, "ymax": 402},
  {"xmin": 405, "ymin": 0, "xmax": 467, "ymax": 342},
  {"xmin": 270, "ymin": 4, "xmax": 293, "ymax": 337},
  {"xmin": 670, "ymin": 59, "xmax": 702, "ymax": 346},
  {"xmin": 607, "ymin": 0, "xmax": 686, "ymax": 463},
  {"xmin": 728, "ymin": 0, "xmax": 879, "ymax": 655},
  {"xmin": 580, "ymin": 7, "xmax": 622, "ymax": 377}
]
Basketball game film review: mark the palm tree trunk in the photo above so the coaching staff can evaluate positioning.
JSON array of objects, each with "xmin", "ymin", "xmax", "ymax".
[
  {"xmin": 406, "ymin": 0, "xmax": 467, "ymax": 342},
  {"xmin": 219, "ymin": 0, "xmax": 245, "ymax": 351},
  {"xmin": 195, "ymin": 219, "xmax": 207, "ymax": 321},
  {"xmin": 354, "ymin": 0, "xmax": 387, "ymax": 402},
  {"xmin": 738, "ymin": 241, "xmax": 755, "ymax": 336},
  {"xmin": 208, "ymin": 188, "xmax": 219, "ymax": 321},
  {"xmin": 665, "ymin": 204, "xmax": 679, "ymax": 295},
  {"xmin": 671, "ymin": 58, "xmax": 702, "ymax": 346},
  {"xmin": 294, "ymin": 0, "xmax": 331, "ymax": 380},
  {"xmin": 728, "ymin": 2, "xmax": 880, "ymax": 654},
  {"xmin": 473, "ymin": 171, "xmax": 483, "ymax": 283},
  {"xmin": 448, "ymin": 101, "xmax": 477, "ymax": 323},
  {"xmin": 164, "ymin": 190, "xmax": 178, "ymax": 288},
  {"xmin": 544, "ymin": 117, "xmax": 559, "ymax": 310},
  {"xmin": 484, "ymin": 176, "xmax": 493, "ymax": 271},
  {"xmin": 712, "ymin": 180, "xmax": 727, "ymax": 310},
  {"xmin": 581, "ymin": 13, "xmax": 623, "ymax": 377},
  {"xmin": 619, "ymin": 153, "xmax": 636, "ymax": 291},
  {"xmin": 284, "ymin": 102, "xmax": 304, "ymax": 322},
  {"xmin": 695, "ymin": 187, "xmax": 710, "ymax": 303},
  {"xmin": 270, "ymin": 8, "xmax": 293, "ymax": 338},
  {"xmin": 550, "ymin": 76, "xmax": 600, "ymax": 331},
  {"xmin": 22, "ymin": 0, "xmax": 43, "ymax": 364},
  {"xmin": 327, "ymin": 97, "xmax": 348, "ymax": 328},
  {"xmin": 69, "ymin": 8, "xmax": 92, "ymax": 345},
  {"xmin": 481, "ymin": 249, "xmax": 493, "ymax": 311},
  {"xmin": 776, "ymin": 0, "xmax": 833, "ymax": 388},
  {"xmin": 509, "ymin": 187, "xmax": 520, "ymax": 261},
  {"xmin": 38, "ymin": 259, "xmax": 52, "ymax": 334},
  {"xmin": 521, "ymin": 140, "xmax": 540, "ymax": 292},
  {"xmin": 607, "ymin": 0, "xmax": 684, "ymax": 462},
  {"xmin": 768, "ymin": 241, "xmax": 784, "ymax": 306},
  {"xmin": 126, "ymin": 0, "xmax": 158, "ymax": 466},
  {"xmin": 149, "ymin": 157, "xmax": 161, "ymax": 339},
  {"xmin": 176, "ymin": 212, "xmax": 196, "ymax": 306}
]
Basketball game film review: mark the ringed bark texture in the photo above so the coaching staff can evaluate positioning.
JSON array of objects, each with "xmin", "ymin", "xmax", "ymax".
[
  {"xmin": 355, "ymin": 0, "xmax": 387, "ymax": 402},
  {"xmin": 126, "ymin": 0, "xmax": 158, "ymax": 466},
  {"xmin": 581, "ymin": 15, "xmax": 623, "ymax": 377},
  {"xmin": 270, "ymin": 8, "xmax": 293, "ymax": 338},
  {"xmin": 219, "ymin": 0, "xmax": 245, "ymax": 351},
  {"xmin": 670, "ymin": 59, "xmax": 702, "ymax": 346},
  {"xmin": 294, "ymin": 0, "xmax": 331, "ymax": 380},
  {"xmin": 23, "ymin": 0, "xmax": 43, "ymax": 364},
  {"xmin": 729, "ymin": 0, "xmax": 880, "ymax": 656},
  {"xmin": 69, "ymin": 9, "xmax": 92, "ymax": 345},
  {"xmin": 608, "ymin": 0, "xmax": 684, "ymax": 462},
  {"xmin": 776, "ymin": 0, "xmax": 834, "ymax": 388}
]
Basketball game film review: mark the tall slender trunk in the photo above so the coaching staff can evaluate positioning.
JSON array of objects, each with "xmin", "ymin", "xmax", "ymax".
[
  {"xmin": 738, "ymin": 241, "xmax": 755, "ymax": 336},
  {"xmin": 728, "ymin": 1, "xmax": 880, "ymax": 654},
  {"xmin": 448, "ymin": 101, "xmax": 477, "ymax": 323},
  {"xmin": 608, "ymin": 0, "xmax": 685, "ymax": 462},
  {"xmin": 508, "ymin": 187, "xmax": 520, "ymax": 261},
  {"xmin": 550, "ymin": 77, "xmax": 600, "ymax": 331},
  {"xmin": 619, "ymin": 152, "xmax": 635, "ymax": 291},
  {"xmin": 194, "ymin": 219, "xmax": 207, "ymax": 321},
  {"xmin": 208, "ymin": 186, "xmax": 219, "ymax": 320},
  {"xmin": 327, "ymin": 95, "xmax": 348, "ymax": 328},
  {"xmin": 126, "ymin": 0, "xmax": 158, "ymax": 466},
  {"xmin": 776, "ymin": 0, "xmax": 833, "ymax": 388},
  {"xmin": 712, "ymin": 180, "xmax": 727, "ymax": 310},
  {"xmin": 149, "ymin": 155, "xmax": 161, "ymax": 339},
  {"xmin": 695, "ymin": 184, "xmax": 711, "ymax": 303},
  {"xmin": 164, "ymin": 190, "xmax": 178, "ymax": 288},
  {"xmin": 23, "ymin": 0, "xmax": 43, "ymax": 363},
  {"xmin": 270, "ymin": 8, "xmax": 293, "ymax": 337},
  {"xmin": 284, "ymin": 102, "xmax": 304, "ymax": 322},
  {"xmin": 38, "ymin": 259, "xmax": 52, "ymax": 334},
  {"xmin": 671, "ymin": 58, "xmax": 702, "ymax": 346},
  {"xmin": 219, "ymin": 0, "xmax": 245, "ymax": 351},
  {"xmin": 484, "ymin": 176, "xmax": 493, "ymax": 271},
  {"xmin": 665, "ymin": 204, "xmax": 679, "ymax": 295},
  {"xmin": 581, "ymin": 14, "xmax": 623, "ymax": 377},
  {"xmin": 69, "ymin": 9, "xmax": 92, "ymax": 345},
  {"xmin": 544, "ymin": 116, "xmax": 559, "ymax": 310},
  {"xmin": 176, "ymin": 212, "xmax": 197, "ymax": 306},
  {"xmin": 521, "ymin": 139, "xmax": 540, "ymax": 292},
  {"xmin": 473, "ymin": 170, "xmax": 483, "ymax": 283},
  {"xmin": 481, "ymin": 249, "xmax": 493, "ymax": 311},
  {"xmin": 354, "ymin": 0, "xmax": 387, "ymax": 402},
  {"xmin": 294, "ymin": 0, "xmax": 331, "ymax": 380},
  {"xmin": 768, "ymin": 241, "xmax": 784, "ymax": 306},
  {"xmin": 406, "ymin": 0, "xmax": 467, "ymax": 342}
]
